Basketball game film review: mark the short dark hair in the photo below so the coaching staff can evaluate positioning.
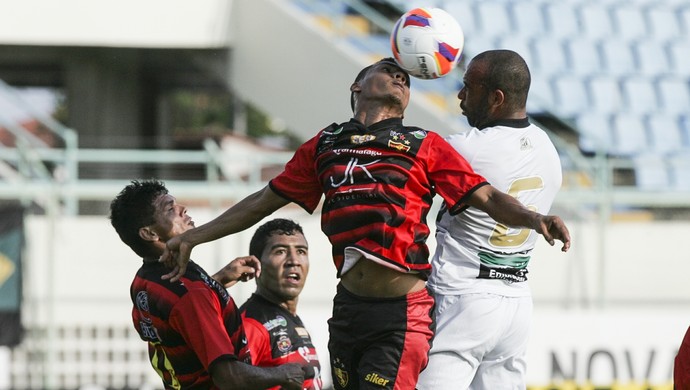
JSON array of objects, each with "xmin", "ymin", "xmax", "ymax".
[
  {"xmin": 473, "ymin": 49, "xmax": 531, "ymax": 109},
  {"xmin": 110, "ymin": 179, "xmax": 168, "ymax": 258},
  {"xmin": 350, "ymin": 57, "xmax": 411, "ymax": 111},
  {"xmin": 249, "ymin": 218, "xmax": 305, "ymax": 258}
]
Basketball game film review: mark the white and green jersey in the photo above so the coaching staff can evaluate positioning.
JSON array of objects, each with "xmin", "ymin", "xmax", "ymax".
[{"xmin": 428, "ymin": 119, "xmax": 562, "ymax": 297}]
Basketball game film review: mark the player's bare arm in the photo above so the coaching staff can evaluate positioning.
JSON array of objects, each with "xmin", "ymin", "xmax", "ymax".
[
  {"xmin": 212, "ymin": 256, "xmax": 262, "ymax": 288},
  {"xmin": 210, "ymin": 360, "xmax": 305, "ymax": 390},
  {"xmin": 160, "ymin": 186, "xmax": 289, "ymax": 282},
  {"xmin": 467, "ymin": 185, "xmax": 571, "ymax": 252}
]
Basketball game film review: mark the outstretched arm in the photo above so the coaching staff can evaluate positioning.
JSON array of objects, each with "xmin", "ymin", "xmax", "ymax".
[
  {"xmin": 466, "ymin": 185, "xmax": 571, "ymax": 252},
  {"xmin": 212, "ymin": 256, "xmax": 262, "ymax": 288},
  {"xmin": 161, "ymin": 185, "xmax": 290, "ymax": 281}
]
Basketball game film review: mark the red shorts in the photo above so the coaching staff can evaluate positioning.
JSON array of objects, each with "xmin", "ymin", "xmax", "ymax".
[{"xmin": 328, "ymin": 283, "xmax": 436, "ymax": 390}]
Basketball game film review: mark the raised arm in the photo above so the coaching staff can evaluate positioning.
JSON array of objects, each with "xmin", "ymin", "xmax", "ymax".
[
  {"xmin": 161, "ymin": 185, "xmax": 290, "ymax": 281},
  {"xmin": 466, "ymin": 185, "xmax": 571, "ymax": 252}
]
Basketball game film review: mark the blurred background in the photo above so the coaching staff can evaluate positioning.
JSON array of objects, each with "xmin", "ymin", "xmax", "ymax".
[{"xmin": 0, "ymin": 0, "xmax": 689, "ymax": 389}]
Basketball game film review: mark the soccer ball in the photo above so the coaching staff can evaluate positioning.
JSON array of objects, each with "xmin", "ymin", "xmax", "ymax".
[{"xmin": 390, "ymin": 7, "xmax": 464, "ymax": 79}]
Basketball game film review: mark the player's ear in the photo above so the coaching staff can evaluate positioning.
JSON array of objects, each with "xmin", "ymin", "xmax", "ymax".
[
  {"xmin": 350, "ymin": 82, "xmax": 361, "ymax": 93},
  {"xmin": 139, "ymin": 226, "xmax": 158, "ymax": 242},
  {"xmin": 490, "ymin": 88, "xmax": 505, "ymax": 108}
]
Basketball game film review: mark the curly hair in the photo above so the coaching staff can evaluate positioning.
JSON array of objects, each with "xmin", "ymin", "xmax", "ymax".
[{"xmin": 109, "ymin": 179, "xmax": 168, "ymax": 257}]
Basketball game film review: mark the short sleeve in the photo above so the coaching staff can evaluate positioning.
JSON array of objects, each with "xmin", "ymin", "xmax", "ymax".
[
  {"xmin": 425, "ymin": 133, "xmax": 488, "ymax": 214},
  {"xmin": 169, "ymin": 287, "xmax": 237, "ymax": 369},
  {"xmin": 269, "ymin": 134, "xmax": 323, "ymax": 213},
  {"xmin": 240, "ymin": 315, "xmax": 272, "ymax": 366}
]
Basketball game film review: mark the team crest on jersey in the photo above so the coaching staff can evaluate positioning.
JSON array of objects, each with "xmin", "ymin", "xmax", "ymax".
[
  {"xmin": 351, "ymin": 134, "xmax": 376, "ymax": 144},
  {"xmin": 411, "ymin": 130, "xmax": 427, "ymax": 139},
  {"xmin": 276, "ymin": 334, "xmax": 292, "ymax": 353},
  {"xmin": 388, "ymin": 131, "xmax": 412, "ymax": 152},
  {"xmin": 295, "ymin": 326, "xmax": 310, "ymax": 338},
  {"xmin": 135, "ymin": 291, "xmax": 149, "ymax": 312},
  {"xmin": 332, "ymin": 358, "xmax": 349, "ymax": 387},
  {"xmin": 323, "ymin": 126, "xmax": 343, "ymax": 136}
]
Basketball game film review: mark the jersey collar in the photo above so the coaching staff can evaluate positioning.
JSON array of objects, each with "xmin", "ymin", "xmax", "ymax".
[{"xmin": 477, "ymin": 117, "xmax": 529, "ymax": 130}]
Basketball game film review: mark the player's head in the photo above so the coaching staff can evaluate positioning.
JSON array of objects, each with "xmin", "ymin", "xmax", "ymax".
[
  {"xmin": 459, "ymin": 49, "xmax": 530, "ymax": 128},
  {"xmin": 110, "ymin": 179, "xmax": 195, "ymax": 258},
  {"xmin": 350, "ymin": 57, "xmax": 411, "ymax": 113},
  {"xmin": 249, "ymin": 219, "xmax": 309, "ymax": 307}
]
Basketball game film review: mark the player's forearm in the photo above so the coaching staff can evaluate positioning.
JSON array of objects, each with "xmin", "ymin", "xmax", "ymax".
[
  {"xmin": 212, "ymin": 361, "xmax": 303, "ymax": 390},
  {"xmin": 471, "ymin": 185, "xmax": 541, "ymax": 229}
]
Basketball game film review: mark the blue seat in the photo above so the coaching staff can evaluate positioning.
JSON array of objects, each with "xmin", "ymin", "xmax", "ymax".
[
  {"xmin": 543, "ymin": 3, "xmax": 580, "ymax": 39},
  {"xmin": 532, "ymin": 37, "xmax": 569, "ymax": 76},
  {"xmin": 510, "ymin": 1, "xmax": 546, "ymax": 39},
  {"xmin": 634, "ymin": 39, "xmax": 671, "ymax": 76},
  {"xmin": 646, "ymin": 5, "xmax": 682, "ymax": 42},
  {"xmin": 667, "ymin": 40, "xmax": 690, "ymax": 77},
  {"xmin": 552, "ymin": 75, "xmax": 590, "ymax": 118},
  {"xmin": 611, "ymin": 3, "xmax": 648, "ymax": 40}
]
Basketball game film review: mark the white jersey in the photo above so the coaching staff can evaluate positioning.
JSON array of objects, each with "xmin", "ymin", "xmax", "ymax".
[{"xmin": 428, "ymin": 120, "xmax": 562, "ymax": 297}]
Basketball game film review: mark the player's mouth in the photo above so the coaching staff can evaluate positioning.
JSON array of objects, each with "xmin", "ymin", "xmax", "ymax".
[{"xmin": 285, "ymin": 272, "xmax": 302, "ymax": 284}]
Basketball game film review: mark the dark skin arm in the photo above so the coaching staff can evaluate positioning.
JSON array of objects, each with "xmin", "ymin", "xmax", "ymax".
[
  {"xmin": 210, "ymin": 360, "xmax": 305, "ymax": 390},
  {"xmin": 466, "ymin": 185, "xmax": 571, "ymax": 252},
  {"xmin": 212, "ymin": 256, "xmax": 262, "ymax": 288},
  {"xmin": 161, "ymin": 185, "xmax": 289, "ymax": 282}
]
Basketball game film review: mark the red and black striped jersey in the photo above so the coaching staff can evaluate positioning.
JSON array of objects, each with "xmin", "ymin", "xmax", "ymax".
[
  {"xmin": 240, "ymin": 294, "xmax": 322, "ymax": 390},
  {"xmin": 130, "ymin": 260, "xmax": 250, "ymax": 389},
  {"xmin": 270, "ymin": 118, "xmax": 487, "ymax": 278}
]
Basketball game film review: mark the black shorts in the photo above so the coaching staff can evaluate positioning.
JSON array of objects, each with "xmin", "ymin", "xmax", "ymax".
[{"xmin": 328, "ymin": 283, "xmax": 436, "ymax": 390}]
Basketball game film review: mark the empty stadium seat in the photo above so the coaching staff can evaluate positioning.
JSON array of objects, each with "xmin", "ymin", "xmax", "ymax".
[
  {"xmin": 575, "ymin": 113, "xmax": 614, "ymax": 154},
  {"xmin": 527, "ymin": 77, "xmax": 555, "ymax": 113},
  {"xmin": 497, "ymin": 36, "xmax": 535, "ymax": 70},
  {"xmin": 566, "ymin": 37, "xmax": 604, "ymax": 76},
  {"xmin": 579, "ymin": 3, "xmax": 614, "ymax": 40},
  {"xmin": 543, "ymin": 3, "xmax": 580, "ymax": 39},
  {"xmin": 552, "ymin": 75, "xmax": 590, "ymax": 118},
  {"xmin": 611, "ymin": 114, "xmax": 650, "ymax": 156},
  {"xmin": 634, "ymin": 39, "xmax": 671, "ymax": 76},
  {"xmin": 669, "ymin": 153, "xmax": 690, "ymax": 190},
  {"xmin": 475, "ymin": 1, "xmax": 513, "ymax": 39},
  {"xmin": 441, "ymin": 1, "xmax": 476, "ymax": 36},
  {"xmin": 646, "ymin": 113, "xmax": 685, "ymax": 154},
  {"xmin": 667, "ymin": 40, "xmax": 690, "ymax": 77},
  {"xmin": 600, "ymin": 39, "xmax": 637, "ymax": 76},
  {"xmin": 656, "ymin": 76, "xmax": 690, "ymax": 115},
  {"xmin": 587, "ymin": 75, "xmax": 623, "ymax": 114},
  {"xmin": 633, "ymin": 152, "xmax": 671, "ymax": 190},
  {"xmin": 646, "ymin": 5, "xmax": 682, "ymax": 42},
  {"xmin": 510, "ymin": 1, "xmax": 546, "ymax": 38},
  {"xmin": 532, "ymin": 37, "xmax": 569, "ymax": 76},
  {"xmin": 611, "ymin": 3, "xmax": 649, "ymax": 40},
  {"xmin": 620, "ymin": 76, "xmax": 659, "ymax": 114}
]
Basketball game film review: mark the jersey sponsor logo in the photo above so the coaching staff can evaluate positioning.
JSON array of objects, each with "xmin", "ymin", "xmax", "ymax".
[
  {"xmin": 331, "ymin": 148, "xmax": 382, "ymax": 157},
  {"xmin": 411, "ymin": 130, "xmax": 427, "ymax": 139},
  {"xmin": 478, "ymin": 263, "xmax": 529, "ymax": 283},
  {"xmin": 139, "ymin": 321, "xmax": 159, "ymax": 341},
  {"xmin": 364, "ymin": 372, "xmax": 391, "ymax": 387},
  {"xmin": 350, "ymin": 134, "xmax": 376, "ymax": 144},
  {"xmin": 298, "ymin": 346, "xmax": 318, "ymax": 362},
  {"xmin": 329, "ymin": 157, "xmax": 379, "ymax": 188},
  {"xmin": 520, "ymin": 136, "xmax": 532, "ymax": 150},
  {"xmin": 322, "ymin": 126, "xmax": 343, "ymax": 136},
  {"xmin": 263, "ymin": 315, "xmax": 288, "ymax": 331}
]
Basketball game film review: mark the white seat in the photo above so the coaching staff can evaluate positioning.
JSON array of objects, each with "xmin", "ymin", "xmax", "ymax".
[
  {"xmin": 576, "ymin": 113, "xmax": 614, "ymax": 154},
  {"xmin": 667, "ymin": 40, "xmax": 690, "ymax": 77},
  {"xmin": 634, "ymin": 39, "xmax": 671, "ymax": 76},
  {"xmin": 552, "ymin": 75, "xmax": 590, "ymax": 118},
  {"xmin": 669, "ymin": 154, "xmax": 690, "ymax": 191},
  {"xmin": 600, "ymin": 39, "xmax": 637, "ymax": 76},
  {"xmin": 579, "ymin": 3, "xmax": 613, "ymax": 40},
  {"xmin": 496, "ymin": 36, "xmax": 535, "ymax": 70},
  {"xmin": 566, "ymin": 37, "xmax": 603, "ymax": 77},
  {"xmin": 475, "ymin": 1, "xmax": 513, "ymax": 39},
  {"xmin": 532, "ymin": 37, "xmax": 569, "ymax": 76},
  {"xmin": 611, "ymin": 114, "xmax": 650, "ymax": 156},
  {"xmin": 646, "ymin": 6, "xmax": 682, "ymax": 42},
  {"xmin": 587, "ymin": 75, "xmax": 623, "ymax": 114},
  {"xmin": 442, "ymin": 1, "xmax": 477, "ymax": 36},
  {"xmin": 633, "ymin": 152, "xmax": 671, "ymax": 190},
  {"xmin": 646, "ymin": 114, "xmax": 684, "ymax": 154},
  {"xmin": 544, "ymin": 3, "xmax": 580, "ymax": 39},
  {"xmin": 527, "ymin": 77, "xmax": 554, "ymax": 113},
  {"xmin": 656, "ymin": 76, "xmax": 690, "ymax": 115},
  {"xmin": 611, "ymin": 3, "xmax": 648, "ymax": 40},
  {"xmin": 620, "ymin": 76, "xmax": 659, "ymax": 115},
  {"xmin": 511, "ymin": 1, "xmax": 546, "ymax": 39}
]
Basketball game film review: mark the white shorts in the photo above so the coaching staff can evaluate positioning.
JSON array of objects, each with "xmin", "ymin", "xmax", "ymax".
[{"xmin": 417, "ymin": 293, "xmax": 532, "ymax": 390}]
